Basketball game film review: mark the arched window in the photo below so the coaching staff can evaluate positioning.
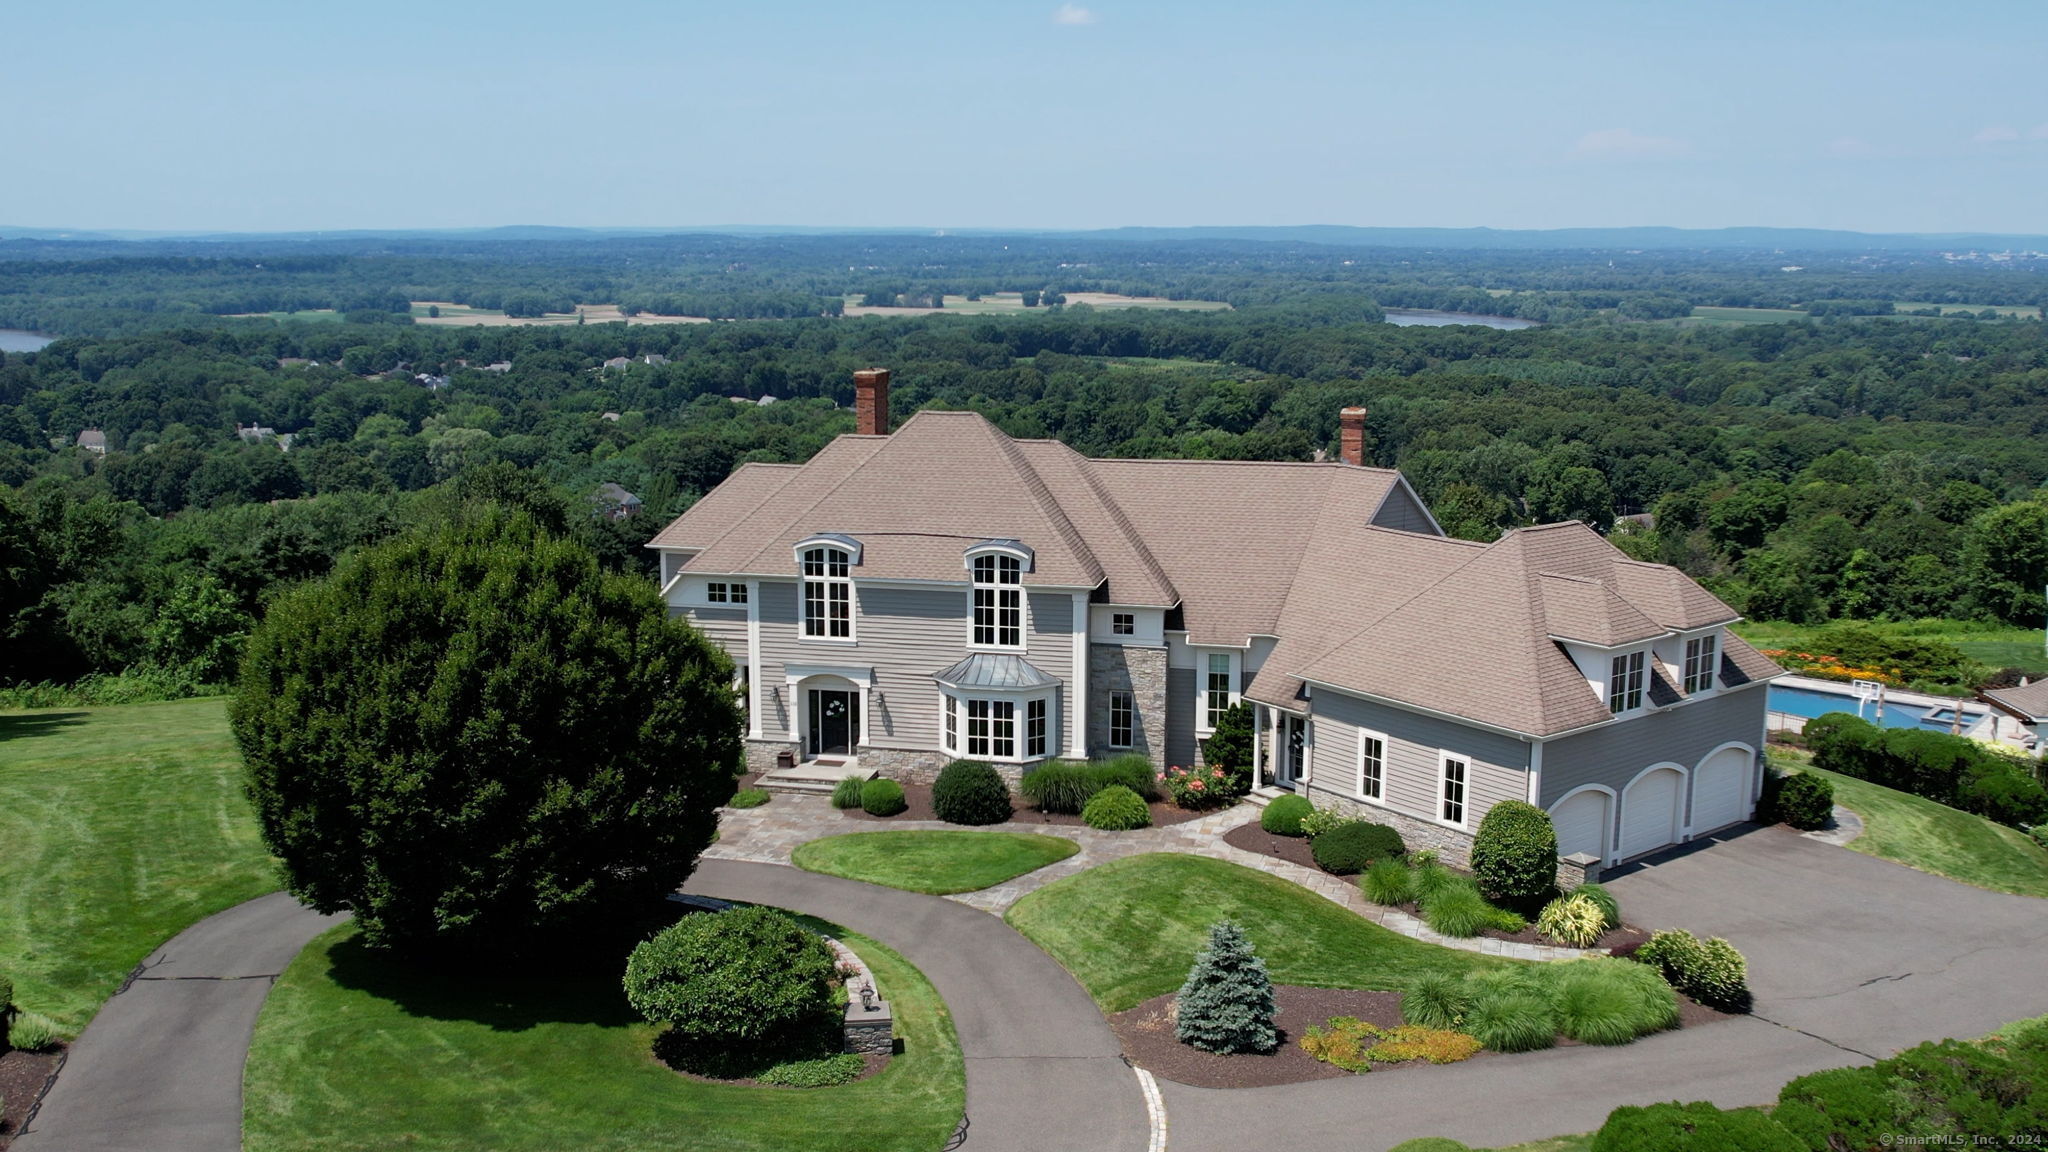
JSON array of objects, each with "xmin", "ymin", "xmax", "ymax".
[
  {"xmin": 801, "ymin": 547, "xmax": 852, "ymax": 638},
  {"xmin": 971, "ymin": 553, "xmax": 1023, "ymax": 648}
]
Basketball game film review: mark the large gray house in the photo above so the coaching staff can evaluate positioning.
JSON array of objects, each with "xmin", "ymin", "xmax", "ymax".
[{"xmin": 650, "ymin": 369, "xmax": 1781, "ymax": 868}]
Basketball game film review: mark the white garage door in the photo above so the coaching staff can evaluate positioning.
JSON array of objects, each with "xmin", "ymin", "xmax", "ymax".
[
  {"xmin": 1691, "ymin": 747, "xmax": 1751, "ymax": 833},
  {"xmin": 1550, "ymin": 790, "xmax": 1612, "ymax": 862},
  {"xmin": 1619, "ymin": 767, "xmax": 1683, "ymax": 860}
]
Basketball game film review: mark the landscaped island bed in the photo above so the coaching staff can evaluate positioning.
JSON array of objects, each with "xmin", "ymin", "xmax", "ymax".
[
  {"xmin": 791, "ymin": 830, "xmax": 1078, "ymax": 894},
  {"xmin": 0, "ymin": 699, "xmax": 277, "ymax": 1030},
  {"xmin": 243, "ymin": 921, "xmax": 964, "ymax": 1152}
]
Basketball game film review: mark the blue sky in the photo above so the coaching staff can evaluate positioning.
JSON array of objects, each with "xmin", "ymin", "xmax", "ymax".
[{"xmin": 5, "ymin": 0, "xmax": 2045, "ymax": 233}]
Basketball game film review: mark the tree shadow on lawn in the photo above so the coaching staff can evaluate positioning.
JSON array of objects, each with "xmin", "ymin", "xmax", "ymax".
[{"xmin": 0, "ymin": 711, "xmax": 89, "ymax": 743}]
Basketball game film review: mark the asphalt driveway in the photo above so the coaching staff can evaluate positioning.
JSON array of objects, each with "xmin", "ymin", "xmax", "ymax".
[{"xmin": 1159, "ymin": 824, "xmax": 2048, "ymax": 1152}]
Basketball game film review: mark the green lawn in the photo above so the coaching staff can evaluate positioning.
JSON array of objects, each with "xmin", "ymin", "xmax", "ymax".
[
  {"xmin": 1733, "ymin": 618, "xmax": 2048, "ymax": 679},
  {"xmin": 244, "ymin": 921, "xmax": 964, "ymax": 1152},
  {"xmin": 0, "ymin": 699, "xmax": 278, "ymax": 1030},
  {"xmin": 792, "ymin": 830, "xmax": 1078, "ymax": 894},
  {"xmin": 1774, "ymin": 751, "xmax": 2048, "ymax": 898},
  {"xmin": 1004, "ymin": 853, "xmax": 1506, "ymax": 1012}
]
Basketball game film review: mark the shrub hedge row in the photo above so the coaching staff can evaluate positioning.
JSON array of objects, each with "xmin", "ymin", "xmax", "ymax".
[
  {"xmin": 1019, "ymin": 757, "xmax": 1158, "ymax": 814},
  {"xmin": 1805, "ymin": 712, "xmax": 2048, "ymax": 828}
]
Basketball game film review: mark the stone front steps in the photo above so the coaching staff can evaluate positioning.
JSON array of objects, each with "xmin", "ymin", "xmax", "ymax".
[{"xmin": 757, "ymin": 758, "xmax": 875, "ymax": 795}]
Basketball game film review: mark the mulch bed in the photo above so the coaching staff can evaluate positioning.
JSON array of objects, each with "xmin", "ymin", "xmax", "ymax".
[
  {"xmin": 665, "ymin": 1050, "xmax": 890, "ymax": 1089},
  {"xmin": 0, "ymin": 1044, "xmax": 65, "ymax": 1148},
  {"xmin": 842, "ymin": 781, "xmax": 1218, "ymax": 829},
  {"xmin": 1114, "ymin": 984, "xmax": 1737, "ymax": 1088},
  {"xmin": 1220, "ymin": 823, "xmax": 1651, "ymax": 952}
]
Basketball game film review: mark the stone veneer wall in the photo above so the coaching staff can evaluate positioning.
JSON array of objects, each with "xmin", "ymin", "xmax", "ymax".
[
  {"xmin": 1301, "ymin": 780, "xmax": 1478, "ymax": 868},
  {"xmin": 1088, "ymin": 643, "xmax": 1169, "ymax": 770}
]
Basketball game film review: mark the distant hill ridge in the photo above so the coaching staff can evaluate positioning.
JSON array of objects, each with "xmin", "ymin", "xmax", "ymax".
[{"xmin": 4, "ymin": 223, "xmax": 2045, "ymax": 252}]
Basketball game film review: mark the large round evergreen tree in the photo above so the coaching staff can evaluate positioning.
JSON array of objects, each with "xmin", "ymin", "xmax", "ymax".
[{"xmin": 229, "ymin": 507, "xmax": 742, "ymax": 952}]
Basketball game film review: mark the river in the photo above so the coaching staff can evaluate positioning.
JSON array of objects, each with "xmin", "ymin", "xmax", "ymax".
[
  {"xmin": 1381, "ymin": 309, "xmax": 1539, "ymax": 330},
  {"xmin": 0, "ymin": 329, "xmax": 56, "ymax": 353}
]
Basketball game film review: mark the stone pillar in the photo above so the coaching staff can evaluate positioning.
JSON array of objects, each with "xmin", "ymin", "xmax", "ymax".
[
  {"xmin": 1556, "ymin": 852, "xmax": 1603, "ymax": 890},
  {"xmin": 1090, "ymin": 643, "xmax": 1169, "ymax": 770}
]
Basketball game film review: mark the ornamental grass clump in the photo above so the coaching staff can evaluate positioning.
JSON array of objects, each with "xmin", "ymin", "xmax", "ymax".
[
  {"xmin": 931, "ymin": 760, "xmax": 1013, "ymax": 825},
  {"xmin": 1572, "ymin": 882, "xmax": 1621, "ymax": 931},
  {"xmin": 1260, "ymin": 793, "xmax": 1313, "ymax": 836},
  {"xmin": 1362, "ymin": 858, "xmax": 1415, "ymax": 906},
  {"xmin": 1421, "ymin": 879, "xmax": 1494, "ymax": 938},
  {"xmin": 1174, "ymin": 920, "xmax": 1278, "ymax": 1054},
  {"xmin": 1082, "ymin": 784, "xmax": 1152, "ymax": 831},
  {"xmin": 1547, "ymin": 958, "xmax": 1678, "ymax": 1045},
  {"xmin": 1463, "ymin": 983, "xmax": 1556, "ymax": 1054},
  {"xmin": 1536, "ymin": 892, "xmax": 1608, "ymax": 948},
  {"xmin": 829, "ymin": 775, "xmax": 865, "ymax": 809},
  {"xmin": 1400, "ymin": 972, "xmax": 1472, "ymax": 1031}
]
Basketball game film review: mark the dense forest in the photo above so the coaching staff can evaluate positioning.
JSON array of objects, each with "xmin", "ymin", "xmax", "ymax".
[{"xmin": 3, "ymin": 234, "xmax": 2047, "ymax": 696}]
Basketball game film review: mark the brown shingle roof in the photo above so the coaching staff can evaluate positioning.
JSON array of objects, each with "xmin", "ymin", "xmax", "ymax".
[
  {"xmin": 651, "ymin": 411, "xmax": 1772, "ymax": 736},
  {"xmin": 1983, "ymin": 679, "xmax": 2048, "ymax": 721}
]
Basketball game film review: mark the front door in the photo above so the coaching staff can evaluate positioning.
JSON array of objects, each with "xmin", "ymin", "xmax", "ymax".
[
  {"xmin": 1279, "ymin": 715, "xmax": 1306, "ymax": 788},
  {"xmin": 807, "ymin": 689, "xmax": 859, "ymax": 758}
]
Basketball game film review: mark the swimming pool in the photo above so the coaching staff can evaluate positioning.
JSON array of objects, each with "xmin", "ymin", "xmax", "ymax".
[{"xmin": 1768, "ymin": 683, "xmax": 1986, "ymax": 732}]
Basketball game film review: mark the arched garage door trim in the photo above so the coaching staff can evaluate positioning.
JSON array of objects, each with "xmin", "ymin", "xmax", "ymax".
[
  {"xmin": 1617, "ymin": 762, "xmax": 1688, "ymax": 862},
  {"xmin": 1689, "ymin": 741, "xmax": 1758, "ymax": 835},
  {"xmin": 1548, "ymin": 784, "xmax": 1617, "ymax": 865}
]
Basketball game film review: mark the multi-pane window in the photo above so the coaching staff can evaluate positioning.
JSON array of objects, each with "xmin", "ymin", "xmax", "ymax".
[
  {"xmin": 971, "ymin": 554, "xmax": 1023, "ymax": 647},
  {"xmin": 966, "ymin": 699, "xmax": 1016, "ymax": 758},
  {"xmin": 1108, "ymin": 690, "xmax": 1134, "ymax": 748},
  {"xmin": 1683, "ymin": 634, "xmax": 1718, "ymax": 694},
  {"xmin": 1111, "ymin": 612, "xmax": 1135, "ymax": 636},
  {"xmin": 1441, "ymin": 755, "xmax": 1468, "ymax": 824},
  {"xmin": 1205, "ymin": 653, "xmax": 1233, "ymax": 729},
  {"xmin": 735, "ymin": 665, "xmax": 751, "ymax": 728},
  {"xmin": 1026, "ymin": 698, "xmax": 1048, "ymax": 758},
  {"xmin": 801, "ymin": 547, "xmax": 851, "ymax": 638},
  {"xmin": 1358, "ymin": 733, "xmax": 1385, "ymax": 801},
  {"xmin": 705, "ymin": 581, "xmax": 747, "ymax": 605},
  {"xmin": 944, "ymin": 695, "xmax": 958, "ymax": 752},
  {"xmin": 1608, "ymin": 650, "xmax": 1646, "ymax": 713}
]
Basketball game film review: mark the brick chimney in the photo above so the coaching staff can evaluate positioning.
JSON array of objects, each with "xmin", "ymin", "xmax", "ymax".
[
  {"xmin": 1338, "ymin": 406, "xmax": 1369, "ymax": 466},
  {"xmin": 855, "ymin": 368, "xmax": 891, "ymax": 435}
]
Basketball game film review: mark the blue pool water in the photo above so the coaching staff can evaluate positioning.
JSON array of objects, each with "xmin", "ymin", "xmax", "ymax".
[{"xmin": 1768, "ymin": 684, "xmax": 1986, "ymax": 732}]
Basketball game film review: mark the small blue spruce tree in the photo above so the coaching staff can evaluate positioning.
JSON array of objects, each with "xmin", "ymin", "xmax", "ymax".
[{"xmin": 1174, "ymin": 919, "xmax": 1278, "ymax": 1054}]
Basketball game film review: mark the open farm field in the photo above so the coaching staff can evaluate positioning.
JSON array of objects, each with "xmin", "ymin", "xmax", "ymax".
[
  {"xmin": 409, "ymin": 302, "xmax": 713, "ymax": 326},
  {"xmin": 841, "ymin": 291, "xmax": 1230, "ymax": 317}
]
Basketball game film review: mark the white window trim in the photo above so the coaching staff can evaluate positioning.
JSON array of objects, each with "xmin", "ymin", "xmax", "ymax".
[
  {"xmin": 1607, "ymin": 649, "xmax": 1647, "ymax": 715},
  {"xmin": 965, "ymin": 553, "xmax": 1027, "ymax": 652},
  {"xmin": 800, "ymin": 547, "xmax": 857, "ymax": 644},
  {"xmin": 937, "ymin": 685, "xmax": 1057, "ymax": 764},
  {"xmin": 1682, "ymin": 631, "xmax": 1720, "ymax": 696},
  {"xmin": 1107, "ymin": 689, "xmax": 1136, "ymax": 749},
  {"xmin": 1354, "ymin": 726, "xmax": 1390, "ymax": 807},
  {"xmin": 1195, "ymin": 649, "xmax": 1242, "ymax": 736},
  {"xmin": 1436, "ymin": 750, "xmax": 1472, "ymax": 830}
]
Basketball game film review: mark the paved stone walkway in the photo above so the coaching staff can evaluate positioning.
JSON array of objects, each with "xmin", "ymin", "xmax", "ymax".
[
  {"xmin": 706, "ymin": 795, "xmax": 1597, "ymax": 961},
  {"xmin": 1800, "ymin": 803, "xmax": 1866, "ymax": 847}
]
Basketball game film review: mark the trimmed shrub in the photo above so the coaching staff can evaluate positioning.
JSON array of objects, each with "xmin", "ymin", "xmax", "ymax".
[
  {"xmin": 624, "ymin": 907, "xmax": 838, "ymax": 1070},
  {"xmin": 1260, "ymin": 793, "xmax": 1313, "ymax": 836},
  {"xmin": 1469, "ymin": 799, "xmax": 1559, "ymax": 913},
  {"xmin": 1590, "ymin": 1101, "xmax": 1801, "ymax": 1152},
  {"xmin": 1421, "ymin": 881, "xmax": 1493, "ymax": 938},
  {"xmin": 1311, "ymin": 821, "xmax": 1404, "ymax": 874},
  {"xmin": 829, "ymin": 776, "xmax": 865, "ymax": 809},
  {"xmin": 1082, "ymin": 784, "xmax": 1152, "ymax": 831},
  {"xmin": 1636, "ymin": 929, "xmax": 1751, "ymax": 1012},
  {"xmin": 728, "ymin": 788, "xmax": 770, "ymax": 809},
  {"xmin": 1549, "ymin": 958, "xmax": 1678, "ymax": 1044},
  {"xmin": 1537, "ymin": 892, "xmax": 1607, "ymax": 947},
  {"xmin": 1764, "ymin": 771, "xmax": 1834, "ymax": 830},
  {"xmin": 1810, "ymin": 711, "xmax": 2048, "ymax": 829},
  {"xmin": 1400, "ymin": 972, "xmax": 1471, "ymax": 1030},
  {"xmin": 1174, "ymin": 920, "xmax": 1278, "ymax": 1054},
  {"xmin": 0, "ymin": 970, "xmax": 11, "ymax": 1050},
  {"xmin": 859, "ymin": 778, "xmax": 907, "ymax": 817},
  {"xmin": 4, "ymin": 1011, "xmax": 60, "ymax": 1053},
  {"xmin": 1298, "ymin": 803, "xmax": 1349, "ymax": 839},
  {"xmin": 1772, "ymin": 1065, "xmax": 1896, "ymax": 1152},
  {"xmin": 1464, "ymin": 989, "xmax": 1555, "ymax": 1053},
  {"xmin": 932, "ymin": 760, "xmax": 1013, "ymax": 826},
  {"xmin": 1198, "ymin": 703, "xmax": 1256, "ymax": 796},
  {"xmin": 755, "ymin": 1052, "xmax": 867, "ymax": 1087},
  {"xmin": 1573, "ymin": 882, "xmax": 1621, "ymax": 931},
  {"xmin": 1362, "ymin": 858, "xmax": 1415, "ymax": 906}
]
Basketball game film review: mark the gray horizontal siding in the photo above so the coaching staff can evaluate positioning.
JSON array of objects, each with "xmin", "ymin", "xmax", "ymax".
[
  {"xmin": 681, "ymin": 605, "xmax": 747, "ymax": 654},
  {"xmin": 1371, "ymin": 485, "xmax": 1437, "ymax": 535},
  {"xmin": 1306, "ymin": 690, "xmax": 1531, "ymax": 830},
  {"xmin": 1540, "ymin": 686, "xmax": 1767, "ymax": 810}
]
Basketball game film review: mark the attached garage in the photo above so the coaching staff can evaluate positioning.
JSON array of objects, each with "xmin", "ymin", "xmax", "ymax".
[
  {"xmin": 1618, "ymin": 766, "xmax": 1684, "ymax": 860},
  {"xmin": 1690, "ymin": 746, "xmax": 1753, "ymax": 834},
  {"xmin": 1550, "ymin": 788, "xmax": 1613, "ymax": 862}
]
